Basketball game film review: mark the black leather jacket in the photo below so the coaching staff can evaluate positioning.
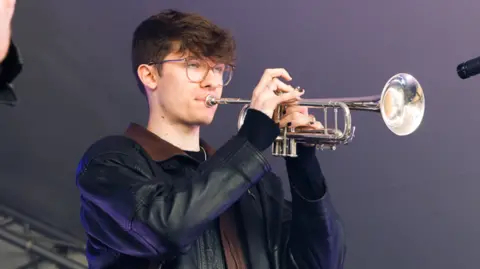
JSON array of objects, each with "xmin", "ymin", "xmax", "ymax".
[{"xmin": 76, "ymin": 119, "xmax": 346, "ymax": 269}]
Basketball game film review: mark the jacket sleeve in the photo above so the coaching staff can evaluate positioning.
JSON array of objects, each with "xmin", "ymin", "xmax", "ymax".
[
  {"xmin": 76, "ymin": 133, "xmax": 272, "ymax": 260},
  {"xmin": 0, "ymin": 41, "xmax": 22, "ymax": 106},
  {"xmin": 282, "ymin": 145, "xmax": 347, "ymax": 269}
]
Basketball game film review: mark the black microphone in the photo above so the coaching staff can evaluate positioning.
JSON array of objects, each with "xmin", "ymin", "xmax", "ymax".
[{"xmin": 457, "ymin": 56, "xmax": 480, "ymax": 79}]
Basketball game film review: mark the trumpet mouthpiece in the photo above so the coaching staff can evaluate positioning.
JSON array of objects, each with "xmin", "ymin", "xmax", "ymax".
[{"xmin": 205, "ymin": 95, "xmax": 217, "ymax": 107}]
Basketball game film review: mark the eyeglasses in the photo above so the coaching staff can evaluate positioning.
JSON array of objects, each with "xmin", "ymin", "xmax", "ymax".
[{"xmin": 148, "ymin": 57, "xmax": 234, "ymax": 86}]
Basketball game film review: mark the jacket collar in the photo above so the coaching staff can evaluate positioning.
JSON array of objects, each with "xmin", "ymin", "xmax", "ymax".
[{"xmin": 124, "ymin": 122, "xmax": 216, "ymax": 162}]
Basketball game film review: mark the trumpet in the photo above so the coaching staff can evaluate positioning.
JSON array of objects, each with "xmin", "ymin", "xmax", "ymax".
[{"xmin": 205, "ymin": 73, "xmax": 425, "ymax": 157}]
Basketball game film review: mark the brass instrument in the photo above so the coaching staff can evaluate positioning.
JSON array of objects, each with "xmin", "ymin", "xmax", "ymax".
[{"xmin": 205, "ymin": 73, "xmax": 425, "ymax": 157}]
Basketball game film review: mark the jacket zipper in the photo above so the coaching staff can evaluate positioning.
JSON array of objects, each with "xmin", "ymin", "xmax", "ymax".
[{"xmin": 247, "ymin": 189, "xmax": 256, "ymax": 200}]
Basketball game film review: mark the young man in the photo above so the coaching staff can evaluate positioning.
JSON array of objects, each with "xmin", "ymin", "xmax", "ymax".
[
  {"xmin": 76, "ymin": 9, "xmax": 346, "ymax": 269},
  {"xmin": 0, "ymin": 0, "xmax": 21, "ymax": 106}
]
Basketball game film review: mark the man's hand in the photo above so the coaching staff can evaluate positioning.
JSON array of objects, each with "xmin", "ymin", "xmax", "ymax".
[
  {"xmin": 277, "ymin": 105, "xmax": 324, "ymax": 131},
  {"xmin": 249, "ymin": 68, "xmax": 305, "ymax": 118},
  {"xmin": 0, "ymin": 0, "xmax": 16, "ymax": 62}
]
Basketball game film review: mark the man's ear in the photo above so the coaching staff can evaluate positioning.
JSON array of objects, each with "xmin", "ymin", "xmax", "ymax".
[{"xmin": 137, "ymin": 64, "xmax": 158, "ymax": 91}]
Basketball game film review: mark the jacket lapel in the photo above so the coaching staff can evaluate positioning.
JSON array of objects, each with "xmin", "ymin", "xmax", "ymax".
[
  {"xmin": 237, "ymin": 171, "xmax": 285, "ymax": 269},
  {"xmin": 257, "ymin": 172, "xmax": 285, "ymax": 269},
  {"xmin": 237, "ymin": 187, "xmax": 270, "ymax": 269}
]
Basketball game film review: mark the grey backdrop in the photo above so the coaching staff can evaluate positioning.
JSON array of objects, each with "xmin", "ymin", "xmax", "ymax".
[{"xmin": 1, "ymin": 0, "xmax": 479, "ymax": 268}]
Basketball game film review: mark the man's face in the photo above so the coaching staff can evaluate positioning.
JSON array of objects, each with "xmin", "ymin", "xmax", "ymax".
[{"xmin": 152, "ymin": 51, "xmax": 228, "ymax": 126}]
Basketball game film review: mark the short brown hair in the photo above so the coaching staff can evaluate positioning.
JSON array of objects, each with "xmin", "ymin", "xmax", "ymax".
[{"xmin": 131, "ymin": 9, "xmax": 236, "ymax": 94}]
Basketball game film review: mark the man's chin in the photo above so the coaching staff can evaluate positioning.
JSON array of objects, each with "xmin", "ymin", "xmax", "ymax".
[
  {"xmin": 190, "ymin": 116, "xmax": 215, "ymax": 126},
  {"xmin": 199, "ymin": 117, "xmax": 215, "ymax": 126}
]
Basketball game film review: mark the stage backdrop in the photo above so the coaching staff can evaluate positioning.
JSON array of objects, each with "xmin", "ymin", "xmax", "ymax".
[{"xmin": 1, "ymin": 1, "xmax": 479, "ymax": 268}]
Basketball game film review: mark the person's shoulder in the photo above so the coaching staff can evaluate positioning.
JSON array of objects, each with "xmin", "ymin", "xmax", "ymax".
[{"xmin": 78, "ymin": 134, "xmax": 145, "ymax": 166}]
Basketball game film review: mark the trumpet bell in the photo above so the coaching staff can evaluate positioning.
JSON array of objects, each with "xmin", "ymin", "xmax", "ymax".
[{"xmin": 380, "ymin": 73, "xmax": 425, "ymax": 136}]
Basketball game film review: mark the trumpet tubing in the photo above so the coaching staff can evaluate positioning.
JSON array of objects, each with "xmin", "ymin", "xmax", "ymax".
[{"xmin": 205, "ymin": 73, "xmax": 425, "ymax": 157}]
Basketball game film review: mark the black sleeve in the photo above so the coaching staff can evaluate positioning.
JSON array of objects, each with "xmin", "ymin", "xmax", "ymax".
[
  {"xmin": 282, "ymin": 148, "xmax": 347, "ymax": 269},
  {"xmin": 0, "ymin": 41, "xmax": 22, "ymax": 106},
  {"xmin": 285, "ymin": 145, "xmax": 326, "ymax": 199},
  {"xmin": 237, "ymin": 108, "xmax": 280, "ymax": 151}
]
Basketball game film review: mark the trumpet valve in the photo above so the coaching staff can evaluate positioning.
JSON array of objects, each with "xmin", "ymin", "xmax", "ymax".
[{"xmin": 317, "ymin": 144, "xmax": 337, "ymax": 151}]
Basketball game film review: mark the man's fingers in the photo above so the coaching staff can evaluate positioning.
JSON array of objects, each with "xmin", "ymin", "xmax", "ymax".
[
  {"xmin": 284, "ymin": 104, "xmax": 309, "ymax": 115},
  {"xmin": 273, "ymin": 79, "xmax": 296, "ymax": 94},
  {"xmin": 263, "ymin": 68, "xmax": 292, "ymax": 81},
  {"xmin": 254, "ymin": 68, "xmax": 292, "ymax": 93},
  {"xmin": 278, "ymin": 112, "xmax": 316, "ymax": 128},
  {"xmin": 301, "ymin": 121, "xmax": 324, "ymax": 130},
  {"xmin": 276, "ymin": 89, "xmax": 304, "ymax": 104},
  {"xmin": 261, "ymin": 78, "xmax": 295, "ymax": 95}
]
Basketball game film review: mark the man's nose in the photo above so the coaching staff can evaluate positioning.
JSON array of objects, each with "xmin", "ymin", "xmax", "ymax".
[{"xmin": 200, "ymin": 69, "xmax": 222, "ymax": 89}]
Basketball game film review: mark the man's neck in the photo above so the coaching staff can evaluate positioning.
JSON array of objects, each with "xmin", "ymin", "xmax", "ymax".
[{"xmin": 147, "ymin": 112, "xmax": 201, "ymax": 152}]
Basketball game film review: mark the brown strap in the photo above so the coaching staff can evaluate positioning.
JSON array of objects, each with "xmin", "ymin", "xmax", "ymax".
[
  {"xmin": 219, "ymin": 207, "xmax": 247, "ymax": 269},
  {"xmin": 146, "ymin": 208, "xmax": 246, "ymax": 269}
]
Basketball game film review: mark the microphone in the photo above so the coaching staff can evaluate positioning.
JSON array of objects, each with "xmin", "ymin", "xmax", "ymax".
[{"xmin": 457, "ymin": 56, "xmax": 480, "ymax": 79}]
